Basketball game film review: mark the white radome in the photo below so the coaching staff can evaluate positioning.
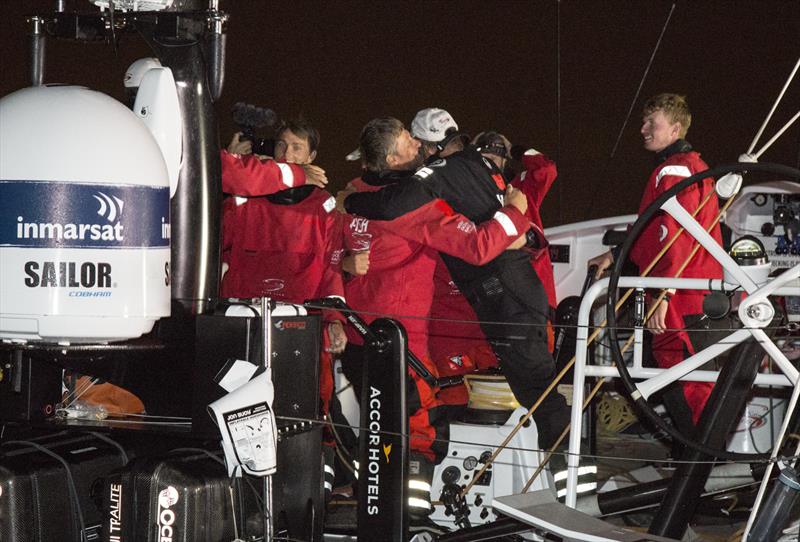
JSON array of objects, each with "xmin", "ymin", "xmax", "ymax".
[{"xmin": 0, "ymin": 85, "xmax": 171, "ymax": 343}]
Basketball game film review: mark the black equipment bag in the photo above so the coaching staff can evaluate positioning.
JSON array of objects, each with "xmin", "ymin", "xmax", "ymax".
[
  {"xmin": 102, "ymin": 450, "xmax": 262, "ymax": 542},
  {"xmin": 0, "ymin": 431, "xmax": 129, "ymax": 542},
  {"xmin": 102, "ymin": 431, "xmax": 324, "ymax": 542}
]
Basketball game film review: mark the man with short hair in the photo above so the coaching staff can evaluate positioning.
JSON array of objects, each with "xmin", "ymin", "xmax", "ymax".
[
  {"xmin": 342, "ymin": 120, "xmax": 572, "ymax": 460},
  {"xmin": 343, "ymin": 108, "xmax": 472, "ymax": 286},
  {"xmin": 274, "ymin": 118, "xmax": 320, "ymax": 165},
  {"xmin": 340, "ymin": 116, "xmax": 532, "ymax": 531},
  {"xmin": 221, "ymin": 119, "xmax": 346, "ymax": 502},
  {"xmin": 589, "ymin": 93, "xmax": 723, "ymax": 433}
]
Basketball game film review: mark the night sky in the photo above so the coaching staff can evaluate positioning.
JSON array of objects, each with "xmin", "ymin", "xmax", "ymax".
[{"xmin": 1, "ymin": 1, "xmax": 798, "ymax": 227}]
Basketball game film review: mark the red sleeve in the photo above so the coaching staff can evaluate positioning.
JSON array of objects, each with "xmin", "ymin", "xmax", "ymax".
[
  {"xmin": 392, "ymin": 200, "xmax": 531, "ymax": 265},
  {"xmin": 512, "ymin": 151, "xmax": 557, "ymax": 210},
  {"xmin": 220, "ymin": 150, "xmax": 306, "ymax": 196}
]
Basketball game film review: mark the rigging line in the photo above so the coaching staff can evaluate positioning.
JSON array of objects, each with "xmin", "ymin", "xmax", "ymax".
[
  {"xmin": 556, "ymin": 0, "xmax": 562, "ymax": 223},
  {"xmin": 303, "ymin": 301, "xmax": 798, "ymax": 334},
  {"xmin": 609, "ymin": 1, "xmax": 676, "ymax": 160},
  {"xmin": 61, "ymin": 376, "xmax": 95, "ymax": 405},
  {"xmin": 748, "ymin": 56, "xmax": 800, "ymax": 155},
  {"xmin": 753, "ymin": 109, "xmax": 800, "ymax": 160},
  {"xmin": 283, "ymin": 414, "xmax": 796, "ymax": 467}
]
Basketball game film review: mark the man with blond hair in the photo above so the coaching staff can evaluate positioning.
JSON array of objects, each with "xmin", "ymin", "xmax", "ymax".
[{"xmin": 589, "ymin": 93, "xmax": 723, "ymax": 436}]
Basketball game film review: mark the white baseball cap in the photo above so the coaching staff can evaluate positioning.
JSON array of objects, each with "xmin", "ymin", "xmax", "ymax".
[{"xmin": 411, "ymin": 108, "xmax": 458, "ymax": 142}]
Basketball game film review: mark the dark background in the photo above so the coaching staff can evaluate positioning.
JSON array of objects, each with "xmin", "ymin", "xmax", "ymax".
[{"xmin": 1, "ymin": 1, "xmax": 798, "ymax": 227}]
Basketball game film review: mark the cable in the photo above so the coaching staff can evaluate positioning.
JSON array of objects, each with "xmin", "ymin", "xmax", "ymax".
[
  {"xmin": 556, "ymin": 0, "xmax": 562, "ymax": 223},
  {"xmin": 62, "ymin": 376, "xmax": 100, "ymax": 409},
  {"xmin": 277, "ymin": 413, "xmax": 799, "ymax": 468},
  {"xmin": 753, "ymin": 110, "xmax": 800, "ymax": 161},
  {"xmin": 2, "ymin": 440, "xmax": 87, "ymax": 542},
  {"xmin": 85, "ymin": 431, "xmax": 129, "ymax": 464},
  {"xmin": 747, "ymin": 56, "xmax": 800, "ymax": 155},
  {"xmin": 608, "ymin": 2, "xmax": 676, "ymax": 160},
  {"xmin": 303, "ymin": 300, "xmax": 800, "ymax": 334}
]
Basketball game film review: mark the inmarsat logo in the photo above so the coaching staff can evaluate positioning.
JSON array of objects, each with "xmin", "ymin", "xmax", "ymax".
[
  {"xmin": 16, "ymin": 190, "xmax": 125, "ymax": 242},
  {"xmin": 93, "ymin": 191, "xmax": 125, "ymax": 222},
  {"xmin": 2, "ymin": 181, "xmax": 170, "ymax": 249},
  {"xmin": 157, "ymin": 486, "xmax": 180, "ymax": 542}
]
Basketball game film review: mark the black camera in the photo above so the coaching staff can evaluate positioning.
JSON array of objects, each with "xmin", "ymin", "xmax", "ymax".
[{"xmin": 232, "ymin": 102, "xmax": 277, "ymax": 156}]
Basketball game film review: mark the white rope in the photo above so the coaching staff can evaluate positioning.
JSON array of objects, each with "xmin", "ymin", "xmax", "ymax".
[
  {"xmin": 747, "ymin": 56, "xmax": 800, "ymax": 154},
  {"xmin": 753, "ymin": 110, "xmax": 800, "ymax": 160}
]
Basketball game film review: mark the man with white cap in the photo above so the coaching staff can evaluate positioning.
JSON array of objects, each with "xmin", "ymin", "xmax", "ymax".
[
  {"xmin": 409, "ymin": 109, "xmax": 505, "ymax": 419},
  {"xmin": 344, "ymin": 107, "xmax": 469, "ymax": 165},
  {"xmin": 410, "ymin": 107, "xmax": 471, "ymax": 161}
]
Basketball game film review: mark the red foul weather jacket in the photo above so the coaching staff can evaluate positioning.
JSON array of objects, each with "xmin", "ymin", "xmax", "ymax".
[
  {"xmin": 628, "ymin": 140, "xmax": 723, "ymax": 422},
  {"xmin": 220, "ymin": 156, "xmax": 344, "ymax": 418},
  {"xmin": 342, "ymin": 172, "xmax": 531, "ymax": 361},
  {"xmin": 220, "ymin": 187, "xmax": 345, "ymax": 304}
]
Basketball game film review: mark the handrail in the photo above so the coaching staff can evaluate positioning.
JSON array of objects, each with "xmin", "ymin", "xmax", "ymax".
[{"xmin": 565, "ymin": 275, "xmax": 798, "ymax": 508}]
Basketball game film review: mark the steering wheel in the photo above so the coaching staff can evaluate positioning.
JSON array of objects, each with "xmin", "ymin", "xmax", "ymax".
[{"xmin": 606, "ymin": 161, "xmax": 800, "ymax": 461}]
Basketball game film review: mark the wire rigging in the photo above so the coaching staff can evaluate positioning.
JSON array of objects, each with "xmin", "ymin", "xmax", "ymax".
[{"xmin": 608, "ymin": 2, "xmax": 676, "ymax": 160}]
